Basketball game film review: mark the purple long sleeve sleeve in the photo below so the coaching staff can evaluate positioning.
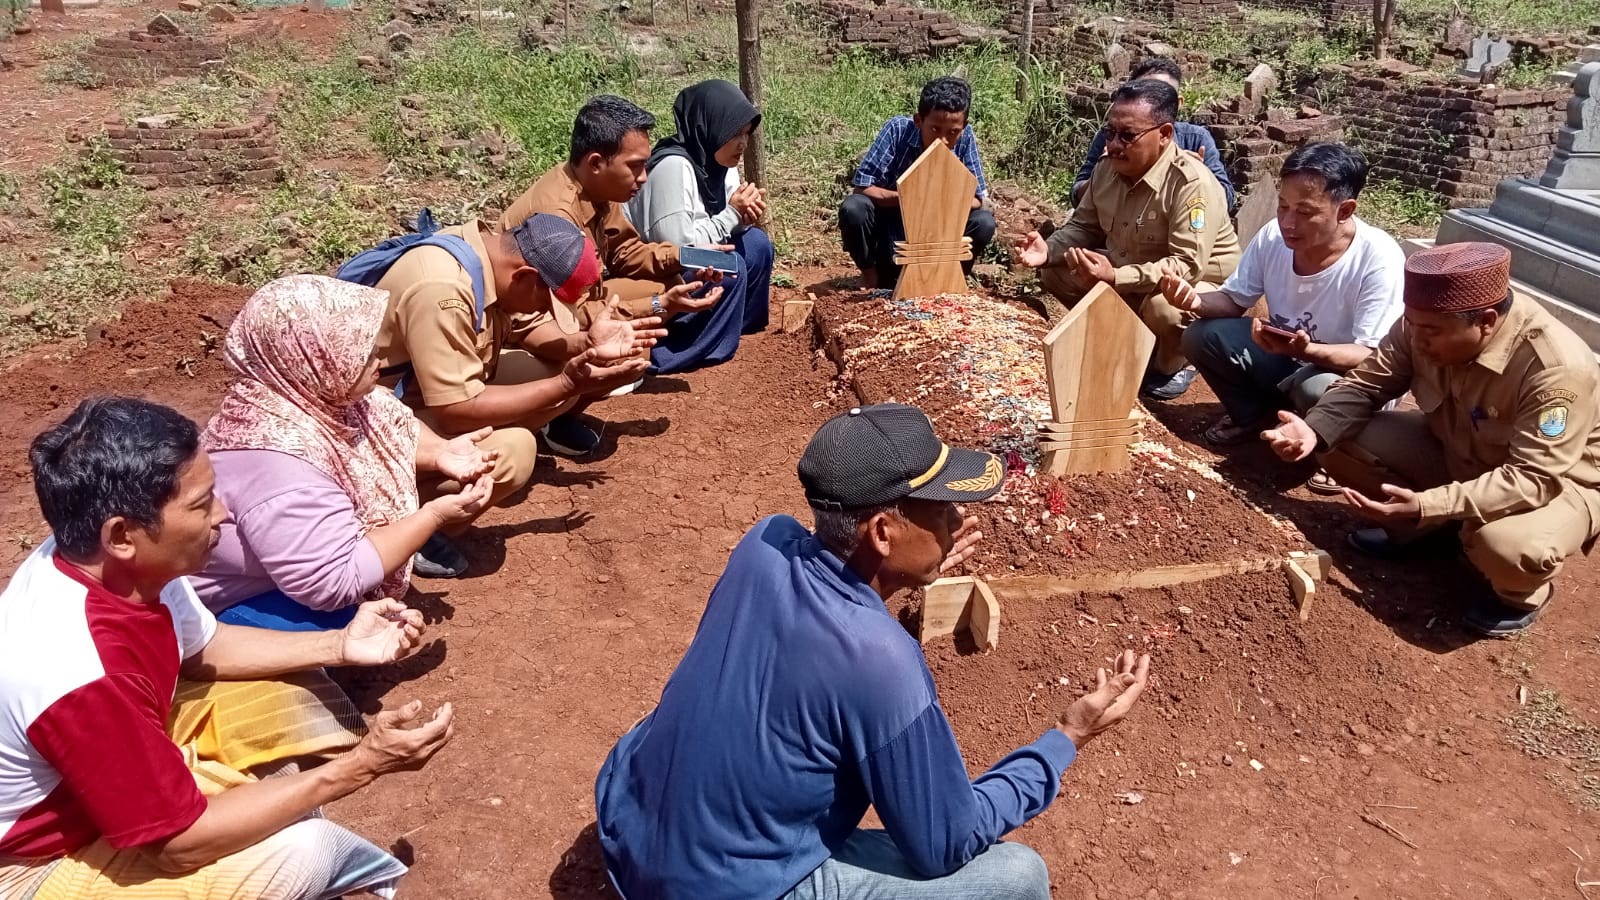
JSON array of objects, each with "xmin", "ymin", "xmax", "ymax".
[{"xmin": 189, "ymin": 449, "xmax": 386, "ymax": 612}]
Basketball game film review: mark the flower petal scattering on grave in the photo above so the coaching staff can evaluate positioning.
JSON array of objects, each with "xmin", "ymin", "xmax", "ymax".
[{"xmin": 817, "ymin": 290, "xmax": 1304, "ymax": 572}]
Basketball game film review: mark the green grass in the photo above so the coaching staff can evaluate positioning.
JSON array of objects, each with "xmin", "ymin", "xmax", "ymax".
[
  {"xmin": 1397, "ymin": 0, "xmax": 1600, "ymax": 34},
  {"xmin": 1358, "ymin": 181, "xmax": 1446, "ymax": 235}
]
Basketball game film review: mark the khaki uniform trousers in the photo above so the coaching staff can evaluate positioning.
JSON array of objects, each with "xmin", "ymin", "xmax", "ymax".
[
  {"xmin": 1317, "ymin": 410, "xmax": 1599, "ymax": 610},
  {"xmin": 1037, "ymin": 265, "xmax": 1205, "ymax": 377},
  {"xmin": 414, "ymin": 349, "xmax": 580, "ymax": 519}
]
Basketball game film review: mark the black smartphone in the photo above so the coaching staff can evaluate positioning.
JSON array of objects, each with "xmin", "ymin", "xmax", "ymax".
[
  {"xmin": 1260, "ymin": 321, "xmax": 1298, "ymax": 339},
  {"xmin": 679, "ymin": 247, "xmax": 740, "ymax": 275}
]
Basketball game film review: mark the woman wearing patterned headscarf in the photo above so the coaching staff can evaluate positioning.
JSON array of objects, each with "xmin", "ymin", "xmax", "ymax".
[
  {"xmin": 626, "ymin": 79, "xmax": 775, "ymax": 373},
  {"xmin": 190, "ymin": 274, "xmax": 497, "ymax": 631}
]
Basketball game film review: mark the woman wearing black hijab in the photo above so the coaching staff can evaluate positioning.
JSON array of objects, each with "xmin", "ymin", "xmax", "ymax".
[{"xmin": 627, "ymin": 79, "xmax": 774, "ymax": 374}]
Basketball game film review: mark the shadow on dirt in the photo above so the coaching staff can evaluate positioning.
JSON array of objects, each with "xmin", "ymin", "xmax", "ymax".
[{"xmin": 549, "ymin": 821, "xmax": 621, "ymax": 899}]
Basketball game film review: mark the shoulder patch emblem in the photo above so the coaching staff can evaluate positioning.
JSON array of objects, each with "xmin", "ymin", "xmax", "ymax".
[
  {"xmin": 1538, "ymin": 405, "xmax": 1568, "ymax": 439},
  {"xmin": 437, "ymin": 297, "xmax": 472, "ymax": 316},
  {"xmin": 1188, "ymin": 202, "xmax": 1206, "ymax": 232}
]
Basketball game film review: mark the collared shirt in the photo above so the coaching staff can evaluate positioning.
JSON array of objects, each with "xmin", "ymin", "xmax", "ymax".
[
  {"xmin": 1074, "ymin": 121, "xmax": 1236, "ymax": 210},
  {"xmin": 501, "ymin": 162, "xmax": 681, "ymax": 317},
  {"xmin": 1046, "ymin": 140, "xmax": 1240, "ymax": 295},
  {"xmin": 371, "ymin": 219, "xmax": 526, "ymax": 409},
  {"xmin": 851, "ymin": 116, "xmax": 989, "ymax": 199},
  {"xmin": 594, "ymin": 515, "xmax": 1076, "ymax": 900},
  {"xmin": 1305, "ymin": 296, "xmax": 1600, "ymax": 526},
  {"xmin": 0, "ymin": 541, "xmax": 215, "ymax": 858}
]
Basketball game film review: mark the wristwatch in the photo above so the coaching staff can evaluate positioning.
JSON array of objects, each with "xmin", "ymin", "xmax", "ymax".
[{"xmin": 650, "ymin": 293, "xmax": 665, "ymax": 316}]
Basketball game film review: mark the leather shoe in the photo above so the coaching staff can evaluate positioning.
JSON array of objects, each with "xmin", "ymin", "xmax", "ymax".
[
  {"xmin": 1462, "ymin": 588, "xmax": 1550, "ymax": 637},
  {"xmin": 1345, "ymin": 526, "xmax": 1459, "ymax": 560}
]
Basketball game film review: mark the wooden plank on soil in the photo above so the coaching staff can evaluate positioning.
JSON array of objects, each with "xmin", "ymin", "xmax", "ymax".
[
  {"xmin": 984, "ymin": 555, "xmax": 1297, "ymax": 600},
  {"xmin": 1285, "ymin": 558, "xmax": 1315, "ymax": 621},
  {"xmin": 921, "ymin": 576, "xmax": 975, "ymax": 643},
  {"xmin": 968, "ymin": 578, "xmax": 999, "ymax": 651},
  {"xmin": 782, "ymin": 300, "xmax": 814, "ymax": 334}
]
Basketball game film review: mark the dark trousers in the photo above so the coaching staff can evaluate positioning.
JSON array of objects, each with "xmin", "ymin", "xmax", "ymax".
[
  {"xmin": 837, "ymin": 192, "xmax": 996, "ymax": 285},
  {"xmin": 648, "ymin": 227, "xmax": 774, "ymax": 375}
]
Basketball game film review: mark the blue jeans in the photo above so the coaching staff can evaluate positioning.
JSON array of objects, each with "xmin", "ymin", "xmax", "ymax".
[
  {"xmin": 1181, "ymin": 316, "xmax": 1341, "ymax": 425},
  {"xmin": 217, "ymin": 589, "xmax": 358, "ymax": 632},
  {"xmin": 649, "ymin": 227, "xmax": 774, "ymax": 375},
  {"xmin": 781, "ymin": 831, "xmax": 1050, "ymax": 900}
]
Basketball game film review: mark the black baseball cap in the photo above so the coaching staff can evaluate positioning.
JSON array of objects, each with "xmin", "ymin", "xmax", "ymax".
[{"xmin": 798, "ymin": 403, "xmax": 1006, "ymax": 511}]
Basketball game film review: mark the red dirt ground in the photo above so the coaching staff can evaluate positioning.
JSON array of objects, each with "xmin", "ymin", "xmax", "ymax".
[{"xmin": 0, "ymin": 276, "xmax": 1595, "ymax": 899}]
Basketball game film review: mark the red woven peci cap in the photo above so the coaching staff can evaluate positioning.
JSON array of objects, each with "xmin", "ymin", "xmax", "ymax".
[{"xmin": 1403, "ymin": 242, "xmax": 1512, "ymax": 313}]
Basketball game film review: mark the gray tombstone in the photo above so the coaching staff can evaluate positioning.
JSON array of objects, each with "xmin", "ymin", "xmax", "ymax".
[
  {"xmin": 1541, "ymin": 62, "xmax": 1600, "ymax": 189},
  {"xmin": 1461, "ymin": 33, "xmax": 1512, "ymax": 79},
  {"xmin": 1235, "ymin": 178, "xmax": 1278, "ymax": 246},
  {"xmin": 1105, "ymin": 43, "xmax": 1131, "ymax": 80},
  {"xmin": 1241, "ymin": 63, "xmax": 1277, "ymax": 116}
]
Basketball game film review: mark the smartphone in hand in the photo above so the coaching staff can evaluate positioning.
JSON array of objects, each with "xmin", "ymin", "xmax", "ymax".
[
  {"xmin": 1259, "ymin": 321, "xmax": 1299, "ymax": 340},
  {"xmin": 679, "ymin": 247, "xmax": 740, "ymax": 275}
]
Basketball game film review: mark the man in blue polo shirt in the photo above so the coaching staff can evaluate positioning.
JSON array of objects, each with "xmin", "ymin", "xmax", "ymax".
[
  {"xmin": 838, "ymin": 77, "xmax": 998, "ymax": 291},
  {"xmin": 1072, "ymin": 58, "xmax": 1236, "ymax": 210},
  {"xmin": 595, "ymin": 403, "xmax": 1152, "ymax": 899}
]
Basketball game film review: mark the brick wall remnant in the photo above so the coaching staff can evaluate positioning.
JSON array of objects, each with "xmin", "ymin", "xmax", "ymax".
[
  {"xmin": 85, "ymin": 15, "xmax": 283, "ymax": 85},
  {"xmin": 1330, "ymin": 62, "xmax": 1568, "ymax": 207},
  {"xmin": 101, "ymin": 97, "xmax": 281, "ymax": 189},
  {"xmin": 814, "ymin": 0, "xmax": 994, "ymax": 59}
]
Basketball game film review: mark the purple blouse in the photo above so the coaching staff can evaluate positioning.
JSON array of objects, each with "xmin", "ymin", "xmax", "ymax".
[{"xmin": 190, "ymin": 449, "xmax": 387, "ymax": 613}]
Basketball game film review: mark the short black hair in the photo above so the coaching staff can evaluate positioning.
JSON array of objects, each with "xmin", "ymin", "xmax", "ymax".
[
  {"xmin": 1130, "ymin": 57, "xmax": 1183, "ymax": 84},
  {"xmin": 1110, "ymin": 79, "xmax": 1179, "ymax": 126},
  {"xmin": 29, "ymin": 397, "xmax": 200, "ymax": 560},
  {"xmin": 1456, "ymin": 291, "xmax": 1515, "ymax": 323},
  {"xmin": 917, "ymin": 76, "xmax": 972, "ymax": 118},
  {"xmin": 1281, "ymin": 142, "xmax": 1370, "ymax": 203},
  {"xmin": 569, "ymin": 95, "xmax": 657, "ymax": 166}
]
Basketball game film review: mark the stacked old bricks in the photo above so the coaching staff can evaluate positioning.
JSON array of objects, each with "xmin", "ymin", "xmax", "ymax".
[
  {"xmin": 815, "ymin": 0, "xmax": 971, "ymax": 59},
  {"xmin": 102, "ymin": 99, "xmax": 281, "ymax": 189},
  {"xmin": 1123, "ymin": 0, "xmax": 1242, "ymax": 26},
  {"xmin": 1246, "ymin": 0, "xmax": 1365, "ymax": 25},
  {"xmin": 86, "ymin": 14, "xmax": 283, "ymax": 86},
  {"xmin": 1332, "ymin": 63, "xmax": 1567, "ymax": 206}
]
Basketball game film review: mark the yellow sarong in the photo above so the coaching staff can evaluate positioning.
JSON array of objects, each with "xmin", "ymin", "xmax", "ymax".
[{"xmin": 0, "ymin": 673, "xmax": 401, "ymax": 900}]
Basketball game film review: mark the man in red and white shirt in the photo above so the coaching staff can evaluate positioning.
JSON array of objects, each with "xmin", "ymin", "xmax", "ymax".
[{"xmin": 0, "ymin": 397, "xmax": 454, "ymax": 899}]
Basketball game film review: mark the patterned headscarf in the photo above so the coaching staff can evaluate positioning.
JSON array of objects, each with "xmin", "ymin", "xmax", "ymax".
[{"xmin": 203, "ymin": 274, "xmax": 421, "ymax": 599}]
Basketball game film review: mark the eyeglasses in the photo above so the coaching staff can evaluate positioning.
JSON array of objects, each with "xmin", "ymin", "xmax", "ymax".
[{"xmin": 1100, "ymin": 124, "xmax": 1161, "ymax": 147}]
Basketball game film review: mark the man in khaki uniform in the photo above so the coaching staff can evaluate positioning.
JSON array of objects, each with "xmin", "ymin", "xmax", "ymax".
[
  {"xmin": 1015, "ymin": 79, "xmax": 1240, "ymax": 401},
  {"xmin": 1265, "ymin": 242, "xmax": 1600, "ymax": 635},
  {"xmin": 372, "ymin": 212, "xmax": 664, "ymax": 574},
  {"xmin": 501, "ymin": 95, "xmax": 720, "ymax": 321}
]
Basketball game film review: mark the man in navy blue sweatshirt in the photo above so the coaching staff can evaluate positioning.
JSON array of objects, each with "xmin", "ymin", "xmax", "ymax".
[{"xmin": 595, "ymin": 402, "xmax": 1152, "ymax": 899}]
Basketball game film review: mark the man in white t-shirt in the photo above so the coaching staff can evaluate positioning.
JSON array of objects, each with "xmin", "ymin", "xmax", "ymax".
[{"xmin": 1161, "ymin": 143, "xmax": 1405, "ymax": 461}]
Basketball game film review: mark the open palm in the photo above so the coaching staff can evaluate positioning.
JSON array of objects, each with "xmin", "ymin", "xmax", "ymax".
[{"xmin": 341, "ymin": 599, "xmax": 426, "ymax": 667}]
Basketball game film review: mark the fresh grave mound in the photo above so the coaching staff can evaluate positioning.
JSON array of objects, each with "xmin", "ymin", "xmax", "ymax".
[
  {"xmin": 812, "ymin": 291, "xmax": 1305, "ymax": 577},
  {"xmin": 0, "ymin": 279, "xmax": 247, "ymax": 545},
  {"xmin": 920, "ymin": 573, "xmax": 1424, "ymax": 898}
]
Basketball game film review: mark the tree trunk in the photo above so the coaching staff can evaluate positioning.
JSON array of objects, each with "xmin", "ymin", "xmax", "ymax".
[
  {"xmin": 736, "ymin": 0, "xmax": 766, "ymax": 189},
  {"xmin": 1372, "ymin": 0, "xmax": 1397, "ymax": 60},
  {"xmin": 1016, "ymin": 0, "xmax": 1035, "ymax": 101}
]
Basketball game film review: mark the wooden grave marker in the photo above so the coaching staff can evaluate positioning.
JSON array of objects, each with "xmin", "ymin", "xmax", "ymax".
[
  {"xmin": 892, "ymin": 141, "xmax": 977, "ymax": 300},
  {"xmin": 1037, "ymin": 282, "xmax": 1155, "ymax": 476}
]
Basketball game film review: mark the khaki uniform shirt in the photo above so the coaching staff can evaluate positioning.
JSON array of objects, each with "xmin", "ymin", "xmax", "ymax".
[
  {"xmin": 1305, "ymin": 296, "xmax": 1600, "ymax": 527},
  {"xmin": 1046, "ymin": 141, "xmax": 1240, "ymax": 294},
  {"xmin": 371, "ymin": 219, "xmax": 533, "ymax": 409},
  {"xmin": 502, "ymin": 163, "xmax": 681, "ymax": 316}
]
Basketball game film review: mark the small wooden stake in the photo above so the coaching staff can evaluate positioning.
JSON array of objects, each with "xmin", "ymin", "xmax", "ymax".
[
  {"xmin": 920, "ymin": 576, "xmax": 975, "ymax": 643},
  {"xmin": 1285, "ymin": 558, "xmax": 1315, "ymax": 622},
  {"xmin": 781, "ymin": 300, "xmax": 814, "ymax": 334},
  {"xmin": 969, "ymin": 578, "xmax": 999, "ymax": 652}
]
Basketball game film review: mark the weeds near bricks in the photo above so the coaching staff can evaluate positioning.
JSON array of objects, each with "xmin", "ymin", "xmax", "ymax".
[
  {"xmin": 40, "ymin": 37, "xmax": 106, "ymax": 90},
  {"xmin": 1357, "ymin": 181, "xmax": 1445, "ymax": 234},
  {"xmin": 39, "ymin": 141, "xmax": 145, "ymax": 255}
]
